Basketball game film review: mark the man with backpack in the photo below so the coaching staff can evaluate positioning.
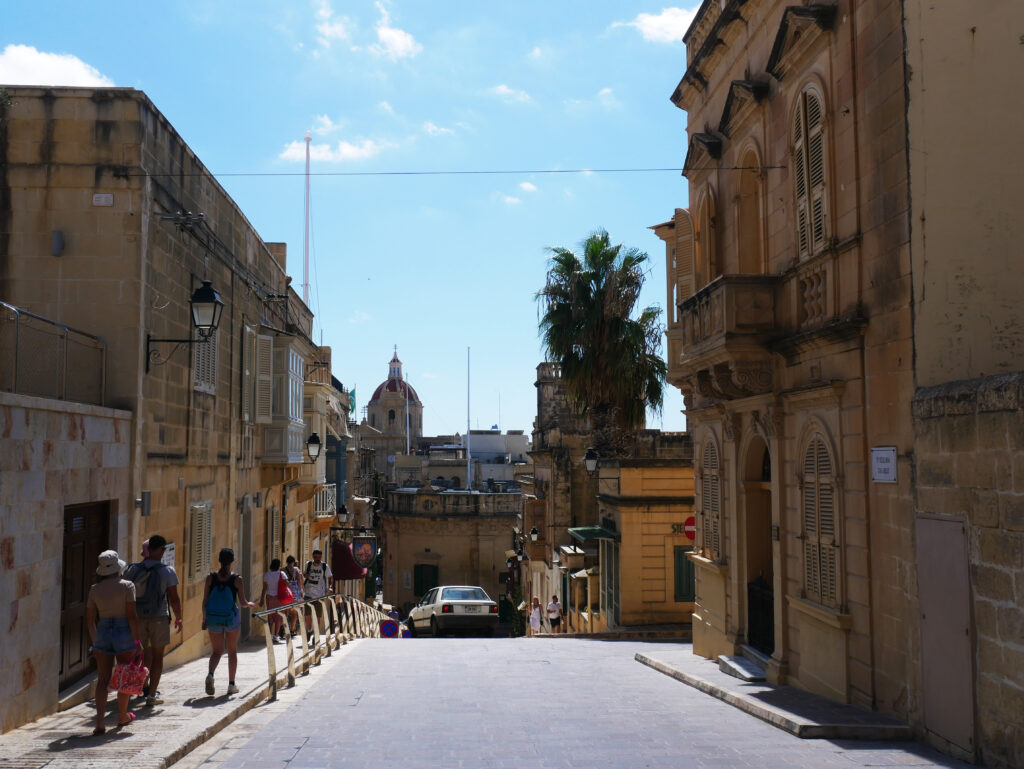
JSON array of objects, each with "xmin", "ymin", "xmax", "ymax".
[
  {"xmin": 303, "ymin": 549, "xmax": 334, "ymax": 633},
  {"xmin": 123, "ymin": 534, "xmax": 182, "ymax": 706}
]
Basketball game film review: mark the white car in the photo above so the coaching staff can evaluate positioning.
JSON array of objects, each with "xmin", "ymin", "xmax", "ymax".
[{"xmin": 406, "ymin": 585, "xmax": 499, "ymax": 637}]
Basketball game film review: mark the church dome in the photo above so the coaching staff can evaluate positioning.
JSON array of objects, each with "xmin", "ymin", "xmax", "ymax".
[{"xmin": 368, "ymin": 350, "xmax": 421, "ymax": 404}]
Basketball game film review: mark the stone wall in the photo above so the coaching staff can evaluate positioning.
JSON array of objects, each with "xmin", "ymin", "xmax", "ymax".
[
  {"xmin": 912, "ymin": 372, "xmax": 1024, "ymax": 768},
  {"xmin": 0, "ymin": 392, "xmax": 132, "ymax": 733}
]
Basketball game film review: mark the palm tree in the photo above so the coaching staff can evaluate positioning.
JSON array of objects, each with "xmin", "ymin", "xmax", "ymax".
[{"xmin": 536, "ymin": 229, "xmax": 666, "ymax": 455}]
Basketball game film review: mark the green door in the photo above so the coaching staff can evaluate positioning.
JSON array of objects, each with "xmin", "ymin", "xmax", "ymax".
[{"xmin": 674, "ymin": 546, "xmax": 695, "ymax": 602}]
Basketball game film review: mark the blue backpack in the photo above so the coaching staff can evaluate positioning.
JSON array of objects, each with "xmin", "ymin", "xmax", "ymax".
[{"xmin": 205, "ymin": 573, "xmax": 239, "ymax": 625}]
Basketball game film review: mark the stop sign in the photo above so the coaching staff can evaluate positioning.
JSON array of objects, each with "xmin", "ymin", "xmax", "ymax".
[{"xmin": 684, "ymin": 515, "xmax": 696, "ymax": 541}]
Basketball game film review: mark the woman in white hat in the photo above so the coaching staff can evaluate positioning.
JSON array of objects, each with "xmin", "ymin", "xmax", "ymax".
[{"xmin": 86, "ymin": 550, "xmax": 140, "ymax": 734}]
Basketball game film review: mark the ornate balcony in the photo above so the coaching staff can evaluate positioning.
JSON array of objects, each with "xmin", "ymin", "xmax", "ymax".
[
  {"xmin": 672, "ymin": 275, "xmax": 780, "ymax": 404},
  {"xmin": 314, "ymin": 483, "xmax": 337, "ymax": 518}
]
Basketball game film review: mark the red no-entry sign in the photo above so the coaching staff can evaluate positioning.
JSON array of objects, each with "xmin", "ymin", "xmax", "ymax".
[{"xmin": 684, "ymin": 516, "xmax": 696, "ymax": 541}]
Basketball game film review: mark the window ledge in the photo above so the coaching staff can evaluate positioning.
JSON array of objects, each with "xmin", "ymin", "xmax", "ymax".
[
  {"xmin": 788, "ymin": 595, "xmax": 852, "ymax": 630},
  {"xmin": 686, "ymin": 551, "xmax": 728, "ymax": 576}
]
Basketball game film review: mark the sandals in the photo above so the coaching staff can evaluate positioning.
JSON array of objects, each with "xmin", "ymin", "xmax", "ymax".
[{"xmin": 117, "ymin": 712, "xmax": 136, "ymax": 727}]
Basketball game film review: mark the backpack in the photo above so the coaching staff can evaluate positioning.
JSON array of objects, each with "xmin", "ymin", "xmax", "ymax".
[
  {"xmin": 277, "ymin": 572, "xmax": 294, "ymax": 605},
  {"xmin": 126, "ymin": 562, "xmax": 163, "ymax": 618},
  {"xmin": 205, "ymin": 573, "xmax": 239, "ymax": 625}
]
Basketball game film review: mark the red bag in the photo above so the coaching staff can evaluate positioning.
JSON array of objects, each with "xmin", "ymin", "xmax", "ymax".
[
  {"xmin": 277, "ymin": 572, "xmax": 294, "ymax": 605},
  {"xmin": 111, "ymin": 652, "xmax": 149, "ymax": 696}
]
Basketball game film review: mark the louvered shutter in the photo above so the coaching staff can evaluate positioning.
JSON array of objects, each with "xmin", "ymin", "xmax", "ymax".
[
  {"xmin": 700, "ymin": 443, "xmax": 722, "ymax": 561},
  {"xmin": 255, "ymin": 334, "xmax": 273, "ymax": 423},
  {"xmin": 241, "ymin": 326, "xmax": 255, "ymax": 422},
  {"xmin": 806, "ymin": 93, "xmax": 827, "ymax": 251},
  {"xmin": 193, "ymin": 330, "xmax": 218, "ymax": 394},
  {"xmin": 802, "ymin": 436, "xmax": 838, "ymax": 606},
  {"xmin": 793, "ymin": 106, "xmax": 810, "ymax": 258}
]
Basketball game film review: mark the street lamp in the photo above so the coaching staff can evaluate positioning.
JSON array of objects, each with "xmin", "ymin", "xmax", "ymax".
[
  {"xmin": 506, "ymin": 557, "xmax": 514, "ymax": 569},
  {"xmin": 305, "ymin": 432, "xmax": 322, "ymax": 463},
  {"xmin": 146, "ymin": 280, "xmax": 225, "ymax": 372},
  {"xmin": 583, "ymin": 447, "xmax": 599, "ymax": 475},
  {"xmin": 529, "ymin": 526, "xmax": 539, "ymax": 542},
  {"xmin": 336, "ymin": 503, "xmax": 349, "ymax": 525}
]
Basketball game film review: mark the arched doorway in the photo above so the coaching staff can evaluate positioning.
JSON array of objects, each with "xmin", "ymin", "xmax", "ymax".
[{"xmin": 743, "ymin": 436, "xmax": 774, "ymax": 656}]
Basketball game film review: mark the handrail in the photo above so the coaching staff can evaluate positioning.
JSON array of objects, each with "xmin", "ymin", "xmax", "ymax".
[
  {"xmin": 250, "ymin": 593, "xmax": 391, "ymax": 700},
  {"xmin": 0, "ymin": 301, "xmax": 107, "ymax": 405}
]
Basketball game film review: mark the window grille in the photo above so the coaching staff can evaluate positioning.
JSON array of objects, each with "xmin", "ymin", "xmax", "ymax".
[
  {"xmin": 189, "ymin": 502, "xmax": 213, "ymax": 580},
  {"xmin": 192, "ymin": 330, "xmax": 218, "ymax": 394},
  {"xmin": 793, "ymin": 89, "xmax": 828, "ymax": 259},
  {"xmin": 802, "ymin": 435, "xmax": 838, "ymax": 606},
  {"xmin": 700, "ymin": 443, "xmax": 722, "ymax": 561}
]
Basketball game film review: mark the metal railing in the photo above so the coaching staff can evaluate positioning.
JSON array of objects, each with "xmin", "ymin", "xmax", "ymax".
[
  {"xmin": 251, "ymin": 593, "xmax": 391, "ymax": 700},
  {"xmin": 0, "ymin": 302, "xmax": 106, "ymax": 406},
  {"xmin": 314, "ymin": 483, "xmax": 337, "ymax": 517}
]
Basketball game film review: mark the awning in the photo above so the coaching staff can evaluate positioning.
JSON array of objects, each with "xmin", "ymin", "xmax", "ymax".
[
  {"xmin": 571, "ymin": 567, "xmax": 599, "ymax": 580},
  {"xmin": 331, "ymin": 540, "xmax": 368, "ymax": 581},
  {"xmin": 568, "ymin": 526, "xmax": 620, "ymax": 543}
]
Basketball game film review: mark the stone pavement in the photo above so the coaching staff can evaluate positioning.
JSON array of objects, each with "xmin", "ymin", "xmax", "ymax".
[
  {"xmin": 170, "ymin": 638, "xmax": 970, "ymax": 769},
  {"xmin": 635, "ymin": 646, "xmax": 912, "ymax": 740},
  {"xmin": 0, "ymin": 635, "xmax": 352, "ymax": 769}
]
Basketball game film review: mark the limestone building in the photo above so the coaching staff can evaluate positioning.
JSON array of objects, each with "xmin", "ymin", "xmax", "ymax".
[
  {"xmin": 656, "ymin": 1, "xmax": 1024, "ymax": 765},
  {"xmin": 0, "ymin": 86, "xmax": 345, "ymax": 731}
]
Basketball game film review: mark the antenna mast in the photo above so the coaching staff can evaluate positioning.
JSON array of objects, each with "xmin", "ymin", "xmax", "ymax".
[{"xmin": 302, "ymin": 131, "xmax": 311, "ymax": 306}]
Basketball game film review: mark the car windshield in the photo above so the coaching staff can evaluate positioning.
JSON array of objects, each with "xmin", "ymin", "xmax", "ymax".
[{"xmin": 441, "ymin": 587, "xmax": 489, "ymax": 601}]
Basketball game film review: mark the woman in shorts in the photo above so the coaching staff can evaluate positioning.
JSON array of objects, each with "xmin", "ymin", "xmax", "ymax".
[
  {"xmin": 202, "ymin": 548, "xmax": 256, "ymax": 696},
  {"xmin": 86, "ymin": 550, "xmax": 140, "ymax": 734}
]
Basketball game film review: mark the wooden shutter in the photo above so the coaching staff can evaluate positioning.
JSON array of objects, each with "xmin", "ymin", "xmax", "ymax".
[
  {"xmin": 806, "ymin": 93, "xmax": 827, "ymax": 251},
  {"xmin": 255, "ymin": 334, "xmax": 273, "ymax": 423},
  {"xmin": 802, "ymin": 436, "xmax": 837, "ymax": 606},
  {"xmin": 189, "ymin": 503, "xmax": 212, "ymax": 580},
  {"xmin": 700, "ymin": 443, "xmax": 721, "ymax": 561},
  {"xmin": 193, "ymin": 331, "xmax": 218, "ymax": 394},
  {"xmin": 241, "ymin": 326, "xmax": 255, "ymax": 422}
]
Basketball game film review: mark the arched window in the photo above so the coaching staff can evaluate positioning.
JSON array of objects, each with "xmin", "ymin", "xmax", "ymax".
[
  {"xmin": 700, "ymin": 442, "xmax": 722, "ymax": 561},
  {"xmin": 792, "ymin": 88, "xmax": 828, "ymax": 258},
  {"xmin": 695, "ymin": 192, "xmax": 719, "ymax": 288},
  {"xmin": 802, "ymin": 435, "xmax": 838, "ymax": 606},
  {"xmin": 388, "ymin": 409, "xmax": 396, "ymax": 425},
  {"xmin": 737, "ymin": 149, "xmax": 764, "ymax": 273}
]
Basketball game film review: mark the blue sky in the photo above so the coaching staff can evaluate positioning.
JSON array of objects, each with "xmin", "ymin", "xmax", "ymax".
[{"xmin": 1, "ymin": 1, "xmax": 695, "ymax": 437}]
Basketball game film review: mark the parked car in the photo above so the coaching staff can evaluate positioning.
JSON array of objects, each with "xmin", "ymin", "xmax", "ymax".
[{"xmin": 406, "ymin": 585, "xmax": 499, "ymax": 637}]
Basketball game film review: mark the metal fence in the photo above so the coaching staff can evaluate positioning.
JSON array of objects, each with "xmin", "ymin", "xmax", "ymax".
[
  {"xmin": 251, "ymin": 593, "xmax": 391, "ymax": 700},
  {"xmin": 0, "ymin": 302, "xmax": 106, "ymax": 406}
]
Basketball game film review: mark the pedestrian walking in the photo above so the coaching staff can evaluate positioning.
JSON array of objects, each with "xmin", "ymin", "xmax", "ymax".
[
  {"xmin": 123, "ymin": 534, "xmax": 182, "ymax": 706},
  {"xmin": 86, "ymin": 550, "xmax": 140, "ymax": 734},
  {"xmin": 302, "ymin": 548, "xmax": 334, "ymax": 633},
  {"xmin": 547, "ymin": 595, "xmax": 563, "ymax": 633},
  {"xmin": 258, "ymin": 558, "xmax": 289, "ymax": 642},
  {"xmin": 283, "ymin": 555, "xmax": 305, "ymax": 636},
  {"xmin": 202, "ymin": 548, "xmax": 256, "ymax": 696},
  {"xmin": 528, "ymin": 597, "xmax": 542, "ymax": 635}
]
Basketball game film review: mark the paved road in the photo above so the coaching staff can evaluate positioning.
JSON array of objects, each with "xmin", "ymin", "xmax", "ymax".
[{"xmin": 175, "ymin": 638, "xmax": 967, "ymax": 769}]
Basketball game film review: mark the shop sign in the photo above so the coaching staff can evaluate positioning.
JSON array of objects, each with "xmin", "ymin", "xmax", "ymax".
[{"xmin": 352, "ymin": 535, "xmax": 377, "ymax": 567}]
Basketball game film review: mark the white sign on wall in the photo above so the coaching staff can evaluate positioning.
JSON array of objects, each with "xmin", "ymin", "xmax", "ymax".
[
  {"xmin": 871, "ymin": 446, "xmax": 898, "ymax": 483},
  {"xmin": 162, "ymin": 542, "xmax": 176, "ymax": 570}
]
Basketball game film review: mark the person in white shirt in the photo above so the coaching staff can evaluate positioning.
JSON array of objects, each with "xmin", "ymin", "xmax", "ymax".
[
  {"xmin": 547, "ymin": 595, "xmax": 563, "ymax": 633},
  {"xmin": 303, "ymin": 549, "xmax": 334, "ymax": 633},
  {"xmin": 528, "ymin": 597, "xmax": 542, "ymax": 635}
]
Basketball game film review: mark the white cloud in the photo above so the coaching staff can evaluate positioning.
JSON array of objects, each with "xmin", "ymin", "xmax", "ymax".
[
  {"xmin": 614, "ymin": 7, "xmax": 698, "ymax": 44},
  {"xmin": 528, "ymin": 46, "xmax": 543, "ymax": 60},
  {"xmin": 565, "ymin": 87, "xmax": 621, "ymax": 113},
  {"xmin": 423, "ymin": 121, "xmax": 453, "ymax": 136},
  {"xmin": 348, "ymin": 310, "xmax": 372, "ymax": 324},
  {"xmin": 314, "ymin": 0, "xmax": 350, "ymax": 48},
  {"xmin": 370, "ymin": 3, "xmax": 422, "ymax": 60},
  {"xmin": 379, "ymin": 100, "xmax": 395, "ymax": 115},
  {"xmin": 519, "ymin": 182, "xmax": 538, "ymax": 192},
  {"xmin": 490, "ymin": 84, "xmax": 531, "ymax": 103},
  {"xmin": 313, "ymin": 114, "xmax": 342, "ymax": 135},
  {"xmin": 597, "ymin": 87, "xmax": 620, "ymax": 108},
  {"xmin": 279, "ymin": 137, "xmax": 396, "ymax": 162},
  {"xmin": 502, "ymin": 195, "xmax": 522, "ymax": 206},
  {"xmin": 0, "ymin": 44, "xmax": 114, "ymax": 87}
]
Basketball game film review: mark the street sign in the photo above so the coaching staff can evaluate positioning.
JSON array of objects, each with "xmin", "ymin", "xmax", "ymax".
[
  {"xmin": 684, "ymin": 516, "xmax": 696, "ymax": 541},
  {"xmin": 379, "ymin": 619, "xmax": 399, "ymax": 638}
]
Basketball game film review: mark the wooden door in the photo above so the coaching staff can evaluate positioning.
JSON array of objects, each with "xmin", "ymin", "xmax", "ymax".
[{"xmin": 60, "ymin": 502, "xmax": 109, "ymax": 688}]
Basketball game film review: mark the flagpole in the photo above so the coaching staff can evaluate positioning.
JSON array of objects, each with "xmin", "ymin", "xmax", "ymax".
[{"xmin": 466, "ymin": 347, "xmax": 471, "ymax": 490}]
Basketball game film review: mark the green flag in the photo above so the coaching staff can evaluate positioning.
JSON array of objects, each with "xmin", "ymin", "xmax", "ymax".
[{"xmin": 349, "ymin": 388, "xmax": 356, "ymax": 415}]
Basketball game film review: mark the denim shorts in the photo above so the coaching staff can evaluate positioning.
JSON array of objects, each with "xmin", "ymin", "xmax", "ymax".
[
  {"xmin": 91, "ymin": 617, "xmax": 135, "ymax": 655},
  {"xmin": 206, "ymin": 609, "xmax": 241, "ymax": 633}
]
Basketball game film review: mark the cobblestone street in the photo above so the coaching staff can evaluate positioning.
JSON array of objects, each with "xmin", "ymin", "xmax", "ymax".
[{"xmin": 175, "ymin": 639, "xmax": 969, "ymax": 769}]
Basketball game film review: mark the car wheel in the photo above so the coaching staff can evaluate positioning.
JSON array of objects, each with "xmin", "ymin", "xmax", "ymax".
[
  {"xmin": 406, "ymin": 619, "xmax": 416, "ymax": 637},
  {"xmin": 430, "ymin": 616, "xmax": 442, "ymax": 638}
]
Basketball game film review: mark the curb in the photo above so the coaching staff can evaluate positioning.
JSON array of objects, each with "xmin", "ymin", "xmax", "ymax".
[{"xmin": 635, "ymin": 653, "xmax": 912, "ymax": 741}]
